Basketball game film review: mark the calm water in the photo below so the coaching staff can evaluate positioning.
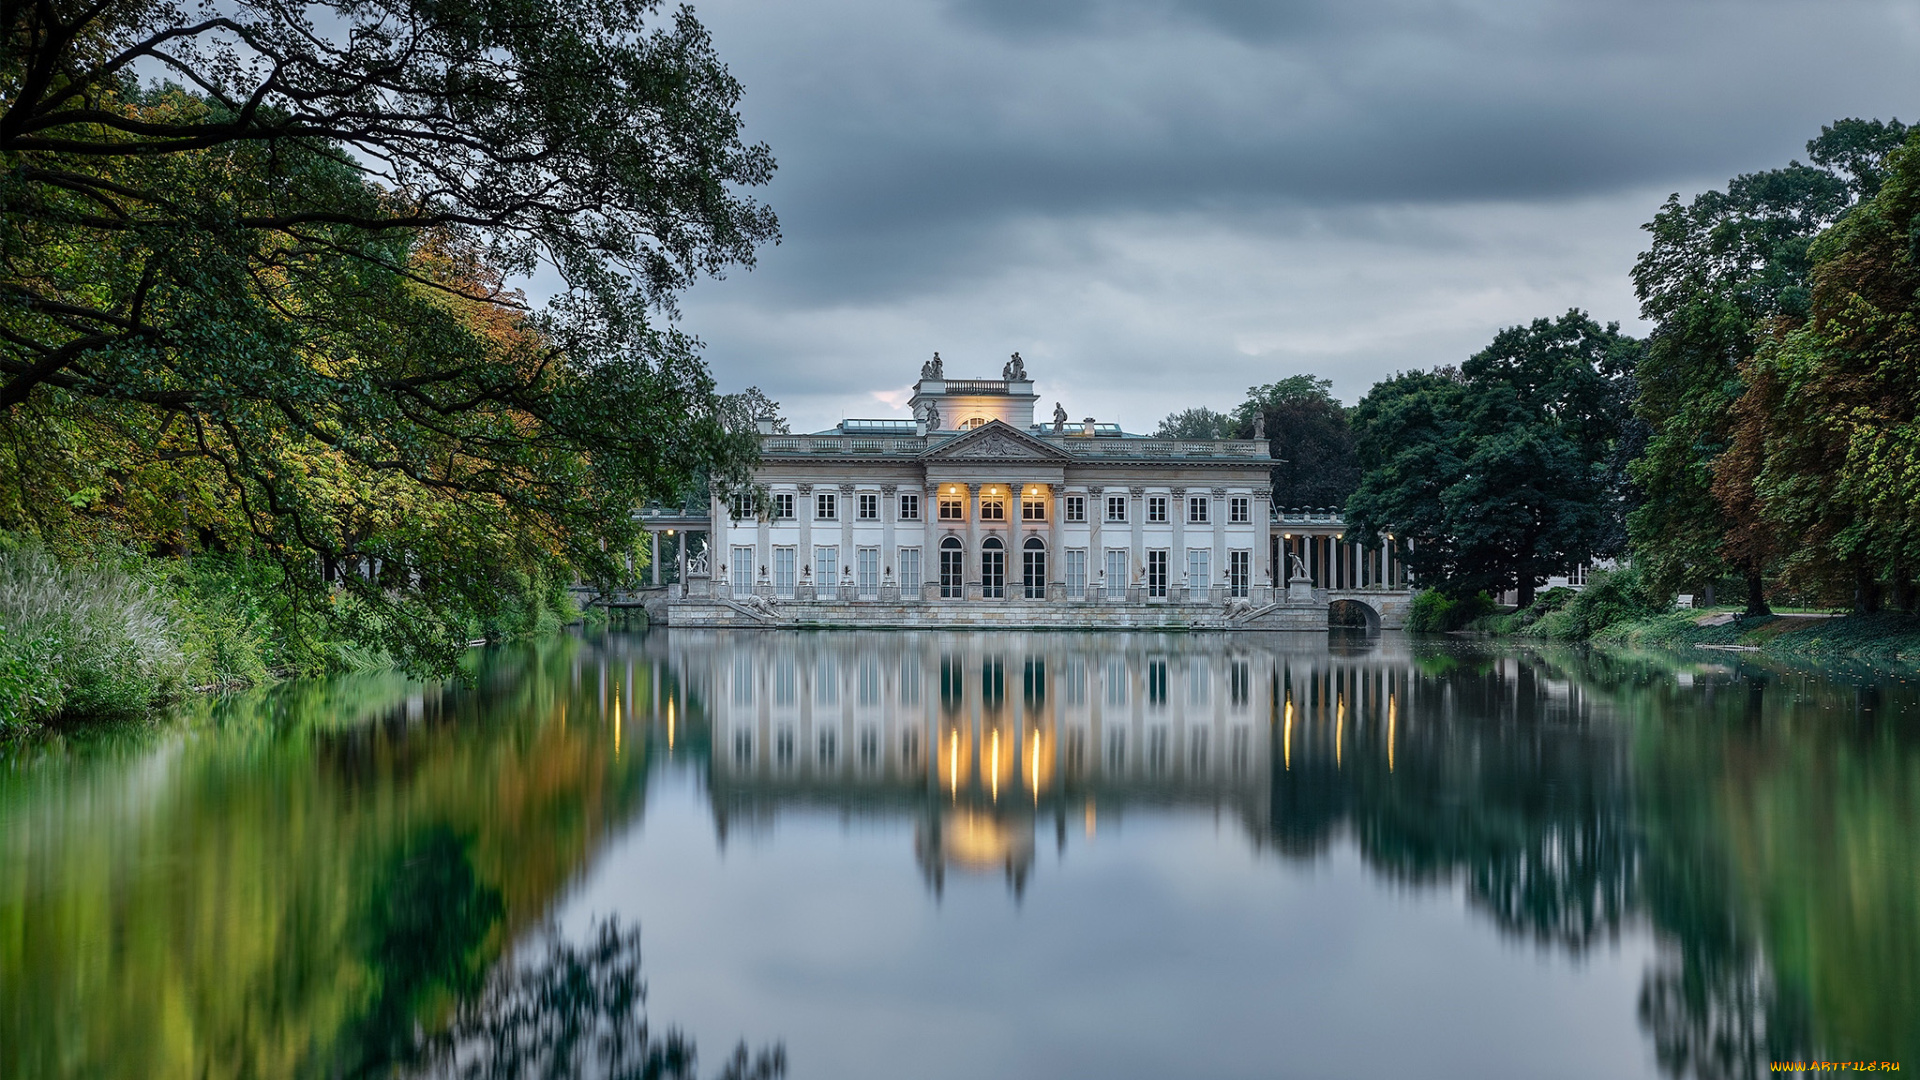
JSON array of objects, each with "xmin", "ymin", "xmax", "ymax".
[{"xmin": 3, "ymin": 630, "xmax": 1917, "ymax": 1079}]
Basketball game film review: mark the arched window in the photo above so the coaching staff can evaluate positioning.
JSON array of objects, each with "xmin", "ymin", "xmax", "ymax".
[
  {"xmin": 960, "ymin": 417, "xmax": 988, "ymax": 430},
  {"xmin": 939, "ymin": 536, "xmax": 965, "ymax": 599},
  {"xmin": 1023, "ymin": 536, "xmax": 1047, "ymax": 600},
  {"xmin": 981, "ymin": 536, "xmax": 1006, "ymax": 599}
]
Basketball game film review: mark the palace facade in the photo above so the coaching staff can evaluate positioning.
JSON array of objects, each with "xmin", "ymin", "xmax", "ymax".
[{"xmin": 660, "ymin": 357, "xmax": 1412, "ymax": 630}]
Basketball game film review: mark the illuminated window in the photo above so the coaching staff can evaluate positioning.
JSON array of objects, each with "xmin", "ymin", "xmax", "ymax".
[
  {"xmin": 938, "ymin": 490, "xmax": 965, "ymax": 520},
  {"xmin": 1021, "ymin": 493, "xmax": 1046, "ymax": 521},
  {"xmin": 979, "ymin": 492, "xmax": 1006, "ymax": 520},
  {"xmin": 961, "ymin": 417, "xmax": 988, "ymax": 430}
]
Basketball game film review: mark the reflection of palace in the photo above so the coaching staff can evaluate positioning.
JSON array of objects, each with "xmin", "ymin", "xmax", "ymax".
[
  {"xmin": 659, "ymin": 630, "xmax": 1420, "ymax": 893},
  {"xmin": 652, "ymin": 357, "xmax": 1412, "ymax": 631}
]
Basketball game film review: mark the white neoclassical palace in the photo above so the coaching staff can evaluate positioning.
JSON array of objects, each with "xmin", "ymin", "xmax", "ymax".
[{"xmin": 656, "ymin": 356, "xmax": 1412, "ymax": 630}]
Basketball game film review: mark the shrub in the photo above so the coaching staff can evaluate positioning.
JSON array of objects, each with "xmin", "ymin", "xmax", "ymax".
[
  {"xmin": 1534, "ymin": 567, "xmax": 1660, "ymax": 641},
  {"xmin": 0, "ymin": 544, "xmax": 189, "ymax": 722},
  {"xmin": 1408, "ymin": 588, "xmax": 1495, "ymax": 633}
]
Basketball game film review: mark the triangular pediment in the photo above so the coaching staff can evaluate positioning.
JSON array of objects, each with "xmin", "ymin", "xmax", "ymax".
[{"xmin": 922, "ymin": 420, "xmax": 1072, "ymax": 462}]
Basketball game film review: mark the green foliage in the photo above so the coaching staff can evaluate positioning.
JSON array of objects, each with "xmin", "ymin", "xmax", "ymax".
[
  {"xmin": 1235, "ymin": 375, "xmax": 1360, "ymax": 508},
  {"xmin": 1347, "ymin": 311, "xmax": 1639, "ymax": 605},
  {"xmin": 0, "ymin": 543, "xmax": 187, "ymax": 722},
  {"xmin": 1532, "ymin": 568, "xmax": 1662, "ymax": 640},
  {"xmin": 1746, "ymin": 131, "xmax": 1920, "ymax": 609},
  {"xmin": 1153, "ymin": 406, "xmax": 1237, "ymax": 440},
  {"xmin": 1407, "ymin": 588, "xmax": 1494, "ymax": 633},
  {"xmin": 1, "ymin": 0, "xmax": 777, "ymax": 676},
  {"xmin": 1627, "ymin": 117, "xmax": 1911, "ymax": 599}
]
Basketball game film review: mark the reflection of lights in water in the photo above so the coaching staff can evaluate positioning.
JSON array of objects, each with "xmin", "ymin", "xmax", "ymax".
[
  {"xmin": 667, "ymin": 697, "xmax": 675, "ymax": 750},
  {"xmin": 1336, "ymin": 694, "xmax": 1344, "ymax": 769},
  {"xmin": 613, "ymin": 694, "xmax": 621, "ymax": 758},
  {"xmin": 1085, "ymin": 799, "xmax": 1096, "ymax": 839},
  {"xmin": 1388, "ymin": 694, "xmax": 1396, "ymax": 772},
  {"xmin": 1030, "ymin": 733, "xmax": 1040, "ymax": 802},
  {"xmin": 990, "ymin": 729, "xmax": 1000, "ymax": 801},
  {"xmin": 1284, "ymin": 694, "xmax": 1293, "ymax": 771},
  {"xmin": 949, "ymin": 730, "xmax": 958, "ymax": 797}
]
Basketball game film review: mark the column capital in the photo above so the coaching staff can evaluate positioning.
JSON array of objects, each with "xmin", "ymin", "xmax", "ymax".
[
  {"xmin": 838, "ymin": 483, "xmax": 856, "ymax": 496},
  {"xmin": 796, "ymin": 483, "xmax": 813, "ymax": 495},
  {"xmin": 880, "ymin": 484, "xmax": 898, "ymax": 497},
  {"xmin": 1210, "ymin": 486, "xmax": 1228, "ymax": 498},
  {"xmin": 1170, "ymin": 486, "xmax": 1187, "ymax": 498},
  {"xmin": 1087, "ymin": 484, "xmax": 1105, "ymax": 495},
  {"xmin": 1129, "ymin": 485, "xmax": 1146, "ymax": 496}
]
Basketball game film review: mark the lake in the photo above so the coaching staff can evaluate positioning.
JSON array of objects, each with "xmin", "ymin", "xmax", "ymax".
[{"xmin": 3, "ymin": 629, "xmax": 1916, "ymax": 1079}]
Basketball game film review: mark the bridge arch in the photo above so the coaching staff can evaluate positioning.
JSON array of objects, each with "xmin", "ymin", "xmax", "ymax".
[{"xmin": 1328, "ymin": 598, "xmax": 1382, "ymax": 633}]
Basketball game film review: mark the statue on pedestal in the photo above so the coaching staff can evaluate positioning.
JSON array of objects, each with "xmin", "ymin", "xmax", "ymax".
[
  {"xmin": 1052, "ymin": 402, "xmax": 1067, "ymax": 433},
  {"xmin": 1253, "ymin": 413, "xmax": 1267, "ymax": 440},
  {"xmin": 920, "ymin": 400, "xmax": 942, "ymax": 431},
  {"xmin": 1289, "ymin": 552, "xmax": 1309, "ymax": 581},
  {"xmin": 921, "ymin": 352, "xmax": 944, "ymax": 380},
  {"xmin": 1003, "ymin": 352, "xmax": 1027, "ymax": 381}
]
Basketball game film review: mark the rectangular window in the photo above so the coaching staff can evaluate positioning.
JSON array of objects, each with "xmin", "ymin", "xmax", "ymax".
[
  {"xmin": 1188, "ymin": 496, "xmax": 1208, "ymax": 524},
  {"xmin": 979, "ymin": 496, "xmax": 1006, "ymax": 521},
  {"xmin": 1230, "ymin": 496, "xmax": 1251, "ymax": 524},
  {"xmin": 730, "ymin": 545, "xmax": 754, "ymax": 597},
  {"xmin": 857, "ymin": 547, "xmax": 879, "ymax": 597},
  {"xmin": 1065, "ymin": 548, "xmax": 1087, "ymax": 599},
  {"xmin": 1105, "ymin": 549, "xmax": 1130, "ymax": 600},
  {"xmin": 1188, "ymin": 549, "xmax": 1210, "ymax": 596},
  {"xmin": 1148, "ymin": 496, "xmax": 1168, "ymax": 523},
  {"xmin": 815, "ymin": 545, "xmax": 838, "ymax": 598},
  {"xmin": 816, "ymin": 492, "xmax": 837, "ymax": 520},
  {"xmin": 1147, "ymin": 549, "xmax": 1168, "ymax": 597},
  {"xmin": 900, "ymin": 493, "xmax": 921, "ymax": 520},
  {"xmin": 1065, "ymin": 495, "xmax": 1086, "ymax": 522},
  {"xmin": 1106, "ymin": 495, "xmax": 1128, "ymax": 522},
  {"xmin": 938, "ymin": 494, "xmax": 965, "ymax": 520},
  {"xmin": 1021, "ymin": 496, "xmax": 1046, "ymax": 521},
  {"xmin": 774, "ymin": 493, "xmax": 795, "ymax": 520},
  {"xmin": 899, "ymin": 547, "xmax": 922, "ymax": 594},
  {"xmin": 730, "ymin": 493, "xmax": 755, "ymax": 520},
  {"xmin": 859, "ymin": 493, "xmax": 879, "ymax": 520},
  {"xmin": 1229, "ymin": 549, "xmax": 1250, "ymax": 597},
  {"xmin": 773, "ymin": 547, "xmax": 797, "ymax": 597}
]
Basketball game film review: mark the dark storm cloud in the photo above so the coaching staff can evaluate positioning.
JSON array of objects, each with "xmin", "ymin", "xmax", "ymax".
[{"xmin": 666, "ymin": 0, "xmax": 1920, "ymax": 428}]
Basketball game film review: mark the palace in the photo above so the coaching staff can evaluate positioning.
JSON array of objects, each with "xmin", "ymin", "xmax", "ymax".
[{"xmin": 655, "ymin": 355, "xmax": 1412, "ymax": 630}]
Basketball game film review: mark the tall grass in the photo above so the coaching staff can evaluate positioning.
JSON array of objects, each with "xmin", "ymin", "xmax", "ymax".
[{"xmin": 0, "ymin": 544, "xmax": 189, "ymax": 727}]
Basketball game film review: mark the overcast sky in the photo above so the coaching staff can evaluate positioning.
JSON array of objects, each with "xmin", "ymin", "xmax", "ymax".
[{"xmin": 659, "ymin": 0, "xmax": 1920, "ymax": 433}]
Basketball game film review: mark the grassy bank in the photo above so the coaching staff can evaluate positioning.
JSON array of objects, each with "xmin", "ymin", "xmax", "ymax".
[
  {"xmin": 0, "ymin": 540, "xmax": 595, "ymax": 736},
  {"xmin": 1446, "ymin": 566, "xmax": 1920, "ymax": 663}
]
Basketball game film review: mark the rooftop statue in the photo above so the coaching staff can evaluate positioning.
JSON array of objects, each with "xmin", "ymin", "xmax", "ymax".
[
  {"xmin": 1003, "ymin": 352, "xmax": 1027, "ymax": 381},
  {"xmin": 1052, "ymin": 402, "xmax": 1067, "ymax": 434},
  {"xmin": 921, "ymin": 352, "xmax": 944, "ymax": 380},
  {"xmin": 1253, "ymin": 414, "xmax": 1267, "ymax": 440},
  {"xmin": 920, "ymin": 400, "xmax": 942, "ymax": 430}
]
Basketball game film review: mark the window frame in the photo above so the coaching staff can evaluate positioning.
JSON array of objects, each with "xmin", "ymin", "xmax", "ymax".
[
  {"xmin": 815, "ymin": 491, "xmax": 837, "ymax": 520},
  {"xmin": 1106, "ymin": 495, "xmax": 1128, "ymax": 522},
  {"xmin": 1229, "ymin": 496, "xmax": 1251, "ymax": 524},
  {"xmin": 1187, "ymin": 496, "xmax": 1208, "ymax": 524},
  {"xmin": 858, "ymin": 492, "xmax": 879, "ymax": 520},
  {"xmin": 899, "ymin": 493, "xmax": 921, "ymax": 520},
  {"xmin": 1064, "ymin": 495, "xmax": 1086, "ymax": 522},
  {"xmin": 773, "ymin": 492, "xmax": 795, "ymax": 520},
  {"xmin": 1147, "ymin": 496, "xmax": 1168, "ymax": 523}
]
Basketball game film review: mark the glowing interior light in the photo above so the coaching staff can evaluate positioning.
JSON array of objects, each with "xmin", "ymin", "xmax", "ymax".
[
  {"xmin": 1030, "ymin": 734, "xmax": 1041, "ymax": 800},
  {"xmin": 949, "ymin": 730, "xmax": 959, "ymax": 796},
  {"xmin": 667, "ymin": 697, "xmax": 675, "ymax": 750},
  {"xmin": 991, "ymin": 729, "xmax": 1000, "ymax": 801},
  {"xmin": 613, "ymin": 695, "xmax": 622, "ymax": 758}
]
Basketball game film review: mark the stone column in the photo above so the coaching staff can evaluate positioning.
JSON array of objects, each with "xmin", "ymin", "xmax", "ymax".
[
  {"xmin": 1254, "ymin": 493, "xmax": 1272, "ymax": 596},
  {"xmin": 1170, "ymin": 487, "xmax": 1187, "ymax": 602},
  {"xmin": 881, "ymin": 484, "xmax": 898, "ymax": 601},
  {"xmin": 966, "ymin": 483, "xmax": 982, "ymax": 601},
  {"xmin": 1049, "ymin": 484, "xmax": 1064, "ymax": 600},
  {"xmin": 1010, "ymin": 480, "xmax": 1026, "ymax": 599},
  {"xmin": 1121, "ymin": 486, "xmax": 1136, "ymax": 599},
  {"xmin": 756, "ymin": 500, "xmax": 771, "ymax": 597},
  {"xmin": 649, "ymin": 530, "xmax": 660, "ymax": 585},
  {"xmin": 1087, "ymin": 485, "xmax": 1105, "ymax": 601},
  {"xmin": 796, "ymin": 483, "xmax": 813, "ymax": 591},
  {"xmin": 840, "ymin": 483, "xmax": 855, "ymax": 599},
  {"xmin": 1212, "ymin": 486, "xmax": 1228, "ymax": 603}
]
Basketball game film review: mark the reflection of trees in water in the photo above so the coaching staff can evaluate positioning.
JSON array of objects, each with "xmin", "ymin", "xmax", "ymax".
[
  {"xmin": 405, "ymin": 919, "xmax": 784, "ymax": 1080},
  {"xmin": 1259, "ymin": 646, "xmax": 1841, "ymax": 1077}
]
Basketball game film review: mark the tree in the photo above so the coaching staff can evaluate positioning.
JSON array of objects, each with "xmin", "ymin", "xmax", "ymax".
[
  {"xmin": 1234, "ymin": 375, "xmax": 1360, "ymax": 508},
  {"xmin": 1346, "ymin": 312, "xmax": 1639, "ymax": 607},
  {"xmin": 1747, "ymin": 131, "xmax": 1920, "ymax": 612},
  {"xmin": 1628, "ymin": 117, "xmax": 1909, "ymax": 612},
  {"xmin": 0, "ymin": 0, "xmax": 778, "ymax": 669},
  {"xmin": 1153, "ymin": 406, "xmax": 1235, "ymax": 440}
]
